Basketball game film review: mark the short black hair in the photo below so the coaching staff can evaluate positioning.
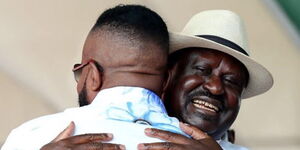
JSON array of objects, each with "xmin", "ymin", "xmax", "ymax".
[{"xmin": 91, "ymin": 4, "xmax": 169, "ymax": 51}]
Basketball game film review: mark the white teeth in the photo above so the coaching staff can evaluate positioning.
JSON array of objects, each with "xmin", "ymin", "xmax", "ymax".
[
  {"xmin": 193, "ymin": 103, "xmax": 216, "ymax": 112},
  {"xmin": 193, "ymin": 100, "xmax": 219, "ymax": 112}
]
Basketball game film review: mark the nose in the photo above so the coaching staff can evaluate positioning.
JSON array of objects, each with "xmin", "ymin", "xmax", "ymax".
[{"xmin": 203, "ymin": 75, "xmax": 225, "ymax": 95}]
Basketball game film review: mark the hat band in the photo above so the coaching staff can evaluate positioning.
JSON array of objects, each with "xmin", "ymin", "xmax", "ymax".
[{"xmin": 196, "ymin": 35, "xmax": 249, "ymax": 56}]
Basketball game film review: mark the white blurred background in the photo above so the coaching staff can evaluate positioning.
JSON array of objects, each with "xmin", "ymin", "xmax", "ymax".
[{"xmin": 0, "ymin": 0, "xmax": 299, "ymax": 149}]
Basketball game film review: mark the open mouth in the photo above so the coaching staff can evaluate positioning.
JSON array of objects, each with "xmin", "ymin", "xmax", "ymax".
[{"xmin": 192, "ymin": 99, "xmax": 220, "ymax": 113}]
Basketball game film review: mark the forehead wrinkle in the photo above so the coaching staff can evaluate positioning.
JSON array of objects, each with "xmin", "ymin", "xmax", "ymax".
[
  {"xmin": 192, "ymin": 50, "xmax": 221, "ymax": 67},
  {"xmin": 192, "ymin": 49, "xmax": 244, "ymax": 78}
]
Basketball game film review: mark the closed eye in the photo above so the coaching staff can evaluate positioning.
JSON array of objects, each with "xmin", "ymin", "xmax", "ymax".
[
  {"xmin": 193, "ymin": 65, "xmax": 211, "ymax": 75},
  {"xmin": 223, "ymin": 77, "xmax": 241, "ymax": 87}
]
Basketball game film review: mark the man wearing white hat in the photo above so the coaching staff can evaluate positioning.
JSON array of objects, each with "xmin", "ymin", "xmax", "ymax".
[
  {"xmin": 30, "ymin": 10, "xmax": 273, "ymax": 150},
  {"xmin": 138, "ymin": 10, "xmax": 273, "ymax": 150}
]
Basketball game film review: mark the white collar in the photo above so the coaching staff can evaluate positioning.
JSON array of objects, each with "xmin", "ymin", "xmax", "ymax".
[{"xmin": 88, "ymin": 86, "xmax": 167, "ymax": 115}]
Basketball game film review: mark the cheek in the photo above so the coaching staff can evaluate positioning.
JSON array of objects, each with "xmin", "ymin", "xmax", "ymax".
[
  {"xmin": 174, "ymin": 75, "xmax": 204, "ymax": 111},
  {"xmin": 220, "ymin": 90, "xmax": 241, "ymax": 130},
  {"xmin": 170, "ymin": 82, "xmax": 185, "ymax": 109},
  {"xmin": 180, "ymin": 75, "xmax": 204, "ymax": 93},
  {"xmin": 225, "ymin": 88, "xmax": 241, "ymax": 109}
]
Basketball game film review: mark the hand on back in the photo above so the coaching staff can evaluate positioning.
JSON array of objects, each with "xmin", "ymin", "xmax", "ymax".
[
  {"xmin": 40, "ymin": 122, "xmax": 125, "ymax": 150},
  {"xmin": 137, "ymin": 122, "xmax": 223, "ymax": 150}
]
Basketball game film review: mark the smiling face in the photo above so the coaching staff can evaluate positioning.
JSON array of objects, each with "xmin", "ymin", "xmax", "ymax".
[{"xmin": 164, "ymin": 48, "xmax": 248, "ymax": 139}]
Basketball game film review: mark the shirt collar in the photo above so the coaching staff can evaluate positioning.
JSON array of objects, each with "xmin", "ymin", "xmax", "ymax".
[
  {"xmin": 89, "ymin": 86, "xmax": 167, "ymax": 114},
  {"xmin": 66, "ymin": 86, "xmax": 186, "ymax": 136}
]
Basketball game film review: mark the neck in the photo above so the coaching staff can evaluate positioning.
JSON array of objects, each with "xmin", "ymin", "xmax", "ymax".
[{"xmin": 101, "ymin": 71, "xmax": 164, "ymax": 96}]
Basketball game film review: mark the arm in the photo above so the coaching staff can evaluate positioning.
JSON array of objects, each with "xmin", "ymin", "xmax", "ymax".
[{"xmin": 41, "ymin": 122, "xmax": 125, "ymax": 150}]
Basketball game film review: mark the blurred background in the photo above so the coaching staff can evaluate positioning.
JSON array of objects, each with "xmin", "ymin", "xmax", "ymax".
[{"xmin": 0, "ymin": 0, "xmax": 299, "ymax": 149}]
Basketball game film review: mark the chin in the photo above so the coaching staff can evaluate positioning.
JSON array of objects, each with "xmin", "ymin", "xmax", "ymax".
[
  {"xmin": 191, "ymin": 121, "xmax": 225, "ymax": 139},
  {"xmin": 183, "ymin": 112, "xmax": 219, "ymax": 134}
]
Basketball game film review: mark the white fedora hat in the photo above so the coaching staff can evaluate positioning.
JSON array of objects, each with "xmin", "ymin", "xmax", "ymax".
[{"xmin": 169, "ymin": 10, "xmax": 273, "ymax": 99}]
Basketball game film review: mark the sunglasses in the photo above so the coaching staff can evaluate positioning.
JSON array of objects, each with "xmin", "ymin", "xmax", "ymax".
[{"xmin": 72, "ymin": 59, "xmax": 103, "ymax": 82}]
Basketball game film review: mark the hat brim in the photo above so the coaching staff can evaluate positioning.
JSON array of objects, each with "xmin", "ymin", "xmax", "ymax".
[{"xmin": 169, "ymin": 32, "xmax": 273, "ymax": 99}]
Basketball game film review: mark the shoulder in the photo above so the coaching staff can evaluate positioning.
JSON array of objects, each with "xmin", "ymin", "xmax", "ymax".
[
  {"xmin": 1, "ymin": 112, "xmax": 69, "ymax": 150},
  {"xmin": 16, "ymin": 112, "xmax": 66, "ymax": 132}
]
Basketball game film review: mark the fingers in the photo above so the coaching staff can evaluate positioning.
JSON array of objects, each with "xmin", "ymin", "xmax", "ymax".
[
  {"xmin": 52, "ymin": 121, "xmax": 75, "ymax": 142},
  {"xmin": 179, "ymin": 122, "xmax": 209, "ymax": 140},
  {"xmin": 144, "ymin": 128, "xmax": 190, "ymax": 144},
  {"xmin": 61, "ymin": 133, "xmax": 114, "ymax": 144},
  {"xmin": 76, "ymin": 142, "xmax": 126, "ymax": 150},
  {"xmin": 138, "ymin": 142, "xmax": 182, "ymax": 150}
]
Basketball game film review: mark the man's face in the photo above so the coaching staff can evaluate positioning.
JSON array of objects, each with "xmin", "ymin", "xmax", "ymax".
[{"xmin": 164, "ymin": 48, "xmax": 248, "ymax": 139}]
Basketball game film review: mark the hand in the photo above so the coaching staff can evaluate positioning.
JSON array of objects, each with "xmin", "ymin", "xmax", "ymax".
[
  {"xmin": 41, "ymin": 121, "xmax": 125, "ymax": 150},
  {"xmin": 138, "ymin": 122, "xmax": 222, "ymax": 150}
]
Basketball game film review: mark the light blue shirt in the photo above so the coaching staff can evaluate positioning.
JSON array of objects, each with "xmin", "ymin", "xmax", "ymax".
[
  {"xmin": 2, "ymin": 86, "xmax": 185, "ymax": 150},
  {"xmin": 2, "ymin": 86, "xmax": 247, "ymax": 150},
  {"xmin": 217, "ymin": 133, "xmax": 249, "ymax": 150}
]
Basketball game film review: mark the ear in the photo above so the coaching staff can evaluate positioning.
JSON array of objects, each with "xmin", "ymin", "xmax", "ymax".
[
  {"xmin": 161, "ymin": 69, "xmax": 173, "ymax": 99},
  {"xmin": 86, "ymin": 62, "xmax": 102, "ymax": 91}
]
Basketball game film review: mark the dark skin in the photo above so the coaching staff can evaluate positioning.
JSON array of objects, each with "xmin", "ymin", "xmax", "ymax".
[
  {"xmin": 77, "ymin": 29, "xmax": 167, "ymax": 101},
  {"xmin": 137, "ymin": 122, "xmax": 222, "ymax": 150},
  {"xmin": 41, "ymin": 28, "xmax": 169, "ymax": 150},
  {"xmin": 136, "ymin": 48, "xmax": 248, "ymax": 150},
  {"xmin": 43, "ymin": 48, "xmax": 244, "ymax": 150},
  {"xmin": 42, "ymin": 121, "xmax": 221, "ymax": 150},
  {"xmin": 41, "ymin": 122, "xmax": 125, "ymax": 150},
  {"xmin": 42, "ymin": 48, "xmax": 247, "ymax": 150},
  {"xmin": 162, "ymin": 48, "xmax": 248, "ymax": 140}
]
